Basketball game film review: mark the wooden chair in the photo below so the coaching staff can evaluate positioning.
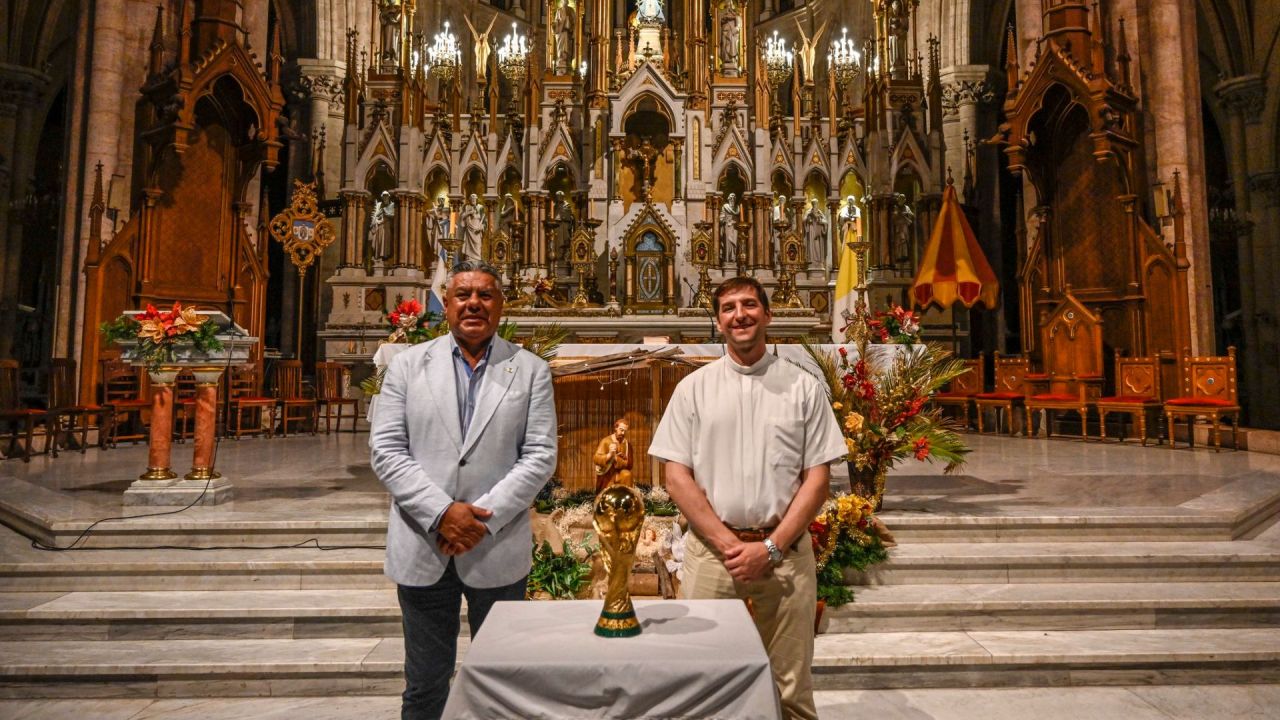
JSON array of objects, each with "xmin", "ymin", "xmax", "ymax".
[
  {"xmin": 173, "ymin": 370, "xmax": 198, "ymax": 442},
  {"xmin": 1164, "ymin": 347, "xmax": 1241, "ymax": 451},
  {"xmin": 274, "ymin": 360, "xmax": 317, "ymax": 437},
  {"xmin": 100, "ymin": 359, "xmax": 149, "ymax": 447},
  {"xmin": 315, "ymin": 362, "xmax": 360, "ymax": 434},
  {"xmin": 1094, "ymin": 354, "xmax": 1164, "ymax": 445},
  {"xmin": 931, "ymin": 353, "xmax": 984, "ymax": 429},
  {"xmin": 48, "ymin": 358, "xmax": 110, "ymax": 453},
  {"xmin": 1023, "ymin": 296, "xmax": 1105, "ymax": 439},
  {"xmin": 0, "ymin": 360, "xmax": 45, "ymax": 461},
  {"xmin": 228, "ymin": 365, "xmax": 275, "ymax": 440},
  {"xmin": 972, "ymin": 353, "xmax": 1030, "ymax": 436}
]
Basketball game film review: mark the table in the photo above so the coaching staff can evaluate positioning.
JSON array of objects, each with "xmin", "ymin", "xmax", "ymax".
[{"xmin": 441, "ymin": 599, "xmax": 782, "ymax": 720}]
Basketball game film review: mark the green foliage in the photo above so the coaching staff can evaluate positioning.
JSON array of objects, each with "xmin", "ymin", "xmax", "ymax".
[
  {"xmin": 359, "ymin": 367, "xmax": 386, "ymax": 397},
  {"xmin": 99, "ymin": 313, "xmax": 225, "ymax": 371},
  {"xmin": 527, "ymin": 538, "xmax": 595, "ymax": 599},
  {"xmin": 816, "ymin": 535, "xmax": 889, "ymax": 607},
  {"xmin": 532, "ymin": 479, "xmax": 595, "ymax": 513}
]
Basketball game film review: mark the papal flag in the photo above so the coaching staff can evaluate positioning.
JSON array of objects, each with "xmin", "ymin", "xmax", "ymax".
[{"xmin": 831, "ymin": 238, "xmax": 862, "ymax": 343}]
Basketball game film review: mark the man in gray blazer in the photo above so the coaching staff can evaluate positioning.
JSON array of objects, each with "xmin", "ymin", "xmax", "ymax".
[{"xmin": 370, "ymin": 260, "xmax": 558, "ymax": 719}]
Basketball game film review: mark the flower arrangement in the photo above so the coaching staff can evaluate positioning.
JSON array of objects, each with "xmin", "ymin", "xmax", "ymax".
[
  {"xmin": 385, "ymin": 298, "xmax": 443, "ymax": 344},
  {"xmin": 841, "ymin": 301, "xmax": 922, "ymax": 345},
  {"xmin": 100, "ymin": 302, "xmax": 224, "ymax": 371},
  {"xmin": 806, "ymin": 300, "xmax": 970, "ymax": 509},
  {"xmin": 810, "ymin": 494, "xmax": 891, "ymax": 607}
]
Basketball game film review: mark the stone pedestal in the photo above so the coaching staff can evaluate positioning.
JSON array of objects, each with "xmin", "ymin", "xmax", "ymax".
[{"xmin": 124, "ymin": 477, "xmax": 235, "ymax": 506}]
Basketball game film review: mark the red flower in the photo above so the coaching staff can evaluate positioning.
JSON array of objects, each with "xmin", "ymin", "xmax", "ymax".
[
  {"xmin": 842, "ymin": 373, "xmax": 857, "ymax": 389},
  {"xmin": 388, "ymin": 311, "xmax": 401, "ymax": 326},
  {"xmin": 856, "ymin": 518, "xmax": 868, "ymax": 530},
  {"xmin": 837, "ymin": 346, "xmax": 848, "ymax": 358},
  {"xmin": 913, "ymin": 437, "xmax": 931, "ymax": 460},
  {"xmin": 396, "ymin": 298, "xmax": 423, "ymax": 316}
]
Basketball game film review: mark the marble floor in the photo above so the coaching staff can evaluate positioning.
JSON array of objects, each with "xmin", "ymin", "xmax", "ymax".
[
  {"xmin": 1, "ymin": 432, "xmax": 1278, "ymax": 537},
  {"xmin": 0, "ymin": 685, "xmax": 1278, "ymax": 719}
]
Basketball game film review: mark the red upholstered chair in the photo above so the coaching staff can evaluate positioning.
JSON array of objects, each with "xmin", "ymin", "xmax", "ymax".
[
  {"xmin": 931, "ymin": 353, "xmax": 983, "ymax": 430},
  {"xmin": 1023, "ymin": 296, "xmax": 1105, "ymax": 439},
  {"xmin": 100, "ymin": 359, "xmax": 149, "ymax": 447},
  {"xmin": 1164, "ymin": 347, "xmax": 1240, "ymax": 451},
  {"xmin": 315, "ymin": 362, "xmax": 360, "ymax": 434},
  {"xmin": 274, "ymin": 360, "xmax": 317, "ymax": 437},
  {"xmin": 1, "ymin": 359, "xmax": 46, "ymax": 461},
  {"xmin": 972, "ymin": 353, "xmax": 1030, "ymax": 436},
  {"xmin": 1094, "ymin": 354, "xmax": 1164, "ymax": 445},
  {"xmin": 228, "ymin": 366, "xmax": 276, "ymax": 440}
]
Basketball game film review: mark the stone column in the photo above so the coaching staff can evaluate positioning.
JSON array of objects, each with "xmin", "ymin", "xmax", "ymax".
[
  {"xmin": 185, "ymin": 368, "xmax": 225, "ymax": 481},
  {"xmin": 0, "ymin": 64, "xmax": 47, "ymax": 361},
  {"xmin": 939, "ymin": 65, "xmax": 992, "ymax": 185},
  {"xmin": 1147, "ymin": 0, "xmax": 1212, "ymax": 353}
]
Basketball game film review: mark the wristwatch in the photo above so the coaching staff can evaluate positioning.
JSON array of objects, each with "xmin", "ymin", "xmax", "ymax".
[{"xmin": 762, "ymin": 538, "xmax": 784, "ymax": 567}]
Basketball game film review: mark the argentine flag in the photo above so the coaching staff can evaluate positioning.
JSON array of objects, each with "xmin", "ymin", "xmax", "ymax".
[{"xmin": 428, "ymin": 246, "xmax": 449, "ymax": 320}]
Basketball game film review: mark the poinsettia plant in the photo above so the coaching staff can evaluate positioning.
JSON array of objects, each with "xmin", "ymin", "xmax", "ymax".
[
  {"xmin": 842, "ymin": 302, "xmax": 922, "ymax": 345},
  {"xmin": 385, "ymin": 298, "xmax": 444, "ymax": 344},
  {"xmin": 100, "ymin": 302, "xmax": 224, "ymax": 370}
]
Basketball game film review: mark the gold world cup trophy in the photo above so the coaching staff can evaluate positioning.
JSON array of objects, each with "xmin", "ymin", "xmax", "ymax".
[{"xmin": 592, "ymin": 485, "xmax": 646, "ymax": 637}]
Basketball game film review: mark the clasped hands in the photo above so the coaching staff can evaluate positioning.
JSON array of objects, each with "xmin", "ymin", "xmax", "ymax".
[
  {"xmin": 720, "ymin": 538, "xmax": 774, "ymax": 583},
  {"xmin": 436, "ymin": 502, "xmax": 492, "ymax": 556}
]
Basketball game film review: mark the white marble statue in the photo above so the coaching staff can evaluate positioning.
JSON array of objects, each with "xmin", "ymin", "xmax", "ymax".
[
  {"xmin": 553, "ymin": 0, "xmax": 576, "ymax": 75},
  {"xmin": 637, "ymin": 0, "xmax": 665, "ymax": 23},
  {"xmin": 379, "ymin": 0, "xmax": 403, "ymax": 67},
  {"xmin": 368, "ymin": 191, "xmax": 395, "ymax": 260},
  {"xmin": 719, "ymin": 8, "xmax": 741, "ymax": 72},
  {"xmin": 460, "ymin": 193, "xmax": 486, "ymax": 260},
  {"xmin": 803, "ymin": 199, "xmax": 829, "ymax": 269},
  {"xmin": 432, "ymin": 196, "xmax": 451, "ymax": 245},
  {"xmin": 498, "ymin": 192, "xmax": 517, "ymax": 235},
  {"xmin": 893, "ymin": 196, "xmax": 915, "ymax": 264},
  {"xmin": 840, "ymin": 195, "xmax": 861, "ymax": 246},
  {"xmin": 719, "ymin": 193, "xmax": 740, "ymax": 264}
]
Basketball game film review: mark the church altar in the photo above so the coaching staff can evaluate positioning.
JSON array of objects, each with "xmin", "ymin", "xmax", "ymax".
[{"xmin": 442, "ymin": 599, "xmax": 781, "ymax": 720}]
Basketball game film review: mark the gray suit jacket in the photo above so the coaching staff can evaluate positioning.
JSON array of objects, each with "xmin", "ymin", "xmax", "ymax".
[{"xmin": 370, "ymin": 335, "xmax": 558, "ymax": 588}]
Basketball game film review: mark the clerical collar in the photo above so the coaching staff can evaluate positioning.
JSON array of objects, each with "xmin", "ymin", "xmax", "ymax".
[{"xmin": 726, "ymin": 349, "xmax": 776, "ymax": 376}]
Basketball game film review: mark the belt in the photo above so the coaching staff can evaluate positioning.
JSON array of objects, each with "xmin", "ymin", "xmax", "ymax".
[{"xmin": 727, "ymin": 526, "xmax": 776, "ymax": 543}]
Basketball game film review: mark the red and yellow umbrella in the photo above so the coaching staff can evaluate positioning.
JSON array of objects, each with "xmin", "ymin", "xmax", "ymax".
[{"xmin": 912, "ymin": 184, "xmax": 999, "ymax": 309}]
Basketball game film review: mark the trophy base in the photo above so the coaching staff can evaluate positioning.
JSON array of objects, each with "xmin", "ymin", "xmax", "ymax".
[{"xmin": 594, "ymin": 608, "xmax": 642, "ymax": 638}]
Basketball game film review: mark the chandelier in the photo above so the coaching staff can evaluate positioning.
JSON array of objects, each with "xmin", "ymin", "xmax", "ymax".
[
  {"xmin": 428, "ymin": 21, "xmax": 461, "ymax": 83},
  {"xmin": 763, "ymin": 30, "xmax": 794, "ymax": 90},
  {"xmin": 827, "ymin": 27, "xmax": 861, "ymax": 88},
  {"xmin": 497, "ymin": 22, "xmax": 530, "ymax": 87}
]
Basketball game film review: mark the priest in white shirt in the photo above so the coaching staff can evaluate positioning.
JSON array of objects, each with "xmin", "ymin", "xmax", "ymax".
[{"xmin": 648, "ymin": 276, "xmax": 847, "ymax": 720}]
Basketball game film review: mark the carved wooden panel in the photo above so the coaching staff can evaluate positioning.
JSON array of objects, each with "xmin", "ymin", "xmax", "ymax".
[
  {"xmin": 151, "ymin": 122, "xmax": 233, "ymax": 301},
  {"xmin": 1116, "ymin": 356, "xmax": 1160, "ymax": 398},
  {"xmin": 1053, "ymin": 127, "xmax": 1129, "ymax": 295}
]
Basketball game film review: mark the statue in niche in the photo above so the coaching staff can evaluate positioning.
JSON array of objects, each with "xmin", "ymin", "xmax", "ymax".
[
  {"xmin": 379, "ymin": 0, "xmax": 403, "ymax": 67},
  {"xmin": 803, "ymin": 199, "xmax": 829, "ymax": 269},
  {"xmin": 719, "ymin": 6, "xmax": 741, "ymax": 73},
  {"xmin": 719, "ymin": 193, "xmax": 740, "ymax": 263},
  {"xmin": 459, "ymin": 194, "xmax": 486, "ymax": 260},
  {"xmin": 555, "ymin": 190, "xmax": 576, "ymax": 250},
  {"xmin": 498, "ymin": 192, "xmax": 518, "ymax": 235},
  {"xmin": 593, "ymin": 419, "xmax": 634, "ymax": 492},
  {"xmin": 637, "ymin": 0, "xmax": 664, "ymax": 23},
  {"xmin": 793, "ymin": 15, "xmax": 829, "ymax": 86},
  {"xmin": 368, "ymin": 191, "xmax": 395, "ymax": 261},
  {"xmin": 840, "ymin": 195, "xmax": 861, "ymax": 246},
  {"xmin": 892, "ymin": 195, "xmax": 915, "ymax": 265},
  {"xmin": 462, "ymin": 15, "xmax": 498, "ymax": 83},
  {"xmin": 431, "ymin": 196, "xmax": 452, "ymax": 245},
  {"xmin": 553, "ymin": 0, "xmax": 576, "ymax": 75},
  {"xmin": 772, "ymin": 193, "xmax": 792, "ymax": 225}
]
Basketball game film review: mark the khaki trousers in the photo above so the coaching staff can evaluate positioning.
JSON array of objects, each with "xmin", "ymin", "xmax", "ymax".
[{"xmin": 682, "ymin": 531, "xmax": 818, "ymax": 720}]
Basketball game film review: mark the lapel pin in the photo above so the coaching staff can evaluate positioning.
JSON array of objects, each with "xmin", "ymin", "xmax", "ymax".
[{"xmin": 505, "ymin": 367, "xmax": 514, "ymax": 373}]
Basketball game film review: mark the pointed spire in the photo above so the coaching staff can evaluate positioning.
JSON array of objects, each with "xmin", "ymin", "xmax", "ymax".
[
  {"xmin": 1090, "ymin": 2, "xmax": 1107, "ymax": 77},
  {"xmin": 88, "ymin": 161, "xmax": 106, "ymax": 263},
  {"xmin": 1004, "ymin": 25, "xmax": 1019, "ymax": 94},
  {"xmin": 269, "ymin": 24, "xmax": 282, "ymax": 82},
  {"xmin": 149, "ymin": 5, "xmax": 165, "ymax": 77},
  {"xmin": 1116, "ymin": 17, "xmax": 1132, "ymax": 90},
  {"xmin": 963, "ymin": 130, "xmax": 975, "ymax": 203}
]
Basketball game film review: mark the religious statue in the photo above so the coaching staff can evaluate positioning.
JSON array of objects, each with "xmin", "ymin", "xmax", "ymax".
[
  {"xmin": 893, "ymin": 196, "xmax": 915, "ymax": 264},
  {"xmin": 793, "ymin": 15, "xmax": 829, "ymax": 86},
  {"xmin": 498, "ymin": 192, "xmax": 517, "ymax": 235},
  {"xmin": 379, "ymin": 0, "xmax": 403, "ymax": 68},
  {"xmin": 431, "ymin": 196, "xmax": 451, "ymax": 245},
  {"xmin": 592, "ymin": 419, "xmax": 633, "ymax": 492},
  {"xmin": 637, "ymin": 0, "xmax": 665, "ymax": 23},
  {"xmin": 462, "ymin": 15, "xmax": 497, "ymax": 83},
  {"xmin": 719, "ymin": 193, "xmax": 740, "ymax": 263},
  {"xmin": 555, "ymin": 190, "xmax": 576, "ymax": 250},
  {"xmin": 840, "ymin": 195, "xmax": 861, "ymax": 246},
  {"xmin": 719, "ymin": 5, "xmax": 741, "ymax": 73},
  {"xmin": 459, "ymin": 193, "xmax": 486, "ymax": 260},
  {"xmin": 772, "ymin": 193, "xmax": 791, "ymax": 225},
  {"xmin": 553, "ymin": 0, "xmax": 576, "ymax": 75},
  {"xmin": 368, "ymin": 191, "xmax": 395, "ymax": 261},
  {"xmin": 803, "ymin": 199, "xmax": 829, "ymax": 270}
]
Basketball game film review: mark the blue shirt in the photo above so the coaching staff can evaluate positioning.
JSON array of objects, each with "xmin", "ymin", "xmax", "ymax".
[{"xmin": 451, "ymin": 335, "xmax": 493, "ymax": 439}]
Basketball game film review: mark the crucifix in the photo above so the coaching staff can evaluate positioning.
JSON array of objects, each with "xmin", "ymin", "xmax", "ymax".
[{"xmin": 625, "ymin": 137, "xmax": 661, "ymax": 202}]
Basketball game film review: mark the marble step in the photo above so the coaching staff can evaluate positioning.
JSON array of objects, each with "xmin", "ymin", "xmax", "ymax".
[
  {"xmin": 811, "ymin": 628, "xmax": 1280, "ymax": 689},
  {"xmin": 854, "ymin": 540, "xmax": 1280, "ymax": 584},
  {"xmin": 825, "ymin": 582, "xmax": 1280, "ymax": 633},
  {"xmin": 2, "ymin": 628, "xmax": 1279, "ymax": 698}
]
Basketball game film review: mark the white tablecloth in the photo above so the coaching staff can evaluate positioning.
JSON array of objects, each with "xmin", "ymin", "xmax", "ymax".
[{"xmin": 442, "ymin": 599, "xmax": 782, "ymax": 720}]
